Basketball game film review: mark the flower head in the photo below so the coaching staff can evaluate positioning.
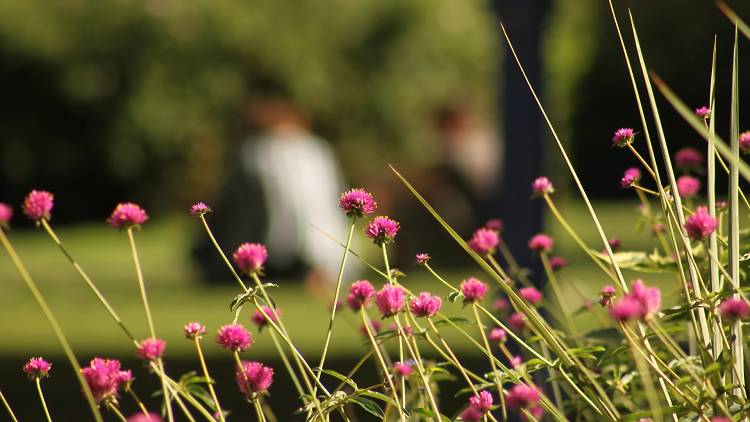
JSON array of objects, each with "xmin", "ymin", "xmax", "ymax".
[
  {"xmin": 375, "ymin": 285, "xmax": 406, "ymax": 317},
  {"xmin": 550, "ymin": 256, "xmax": 567, "ymax": 271},
  {"xmin": 620, "ymin": 167, "xmax": 642, "ymax": 188},
  {"xmin": 23, "ymin": 357, "xmax": 52, "ymax": 380},
  {"xmin": 339, "ymin": 189, "xmax": 377, "ymax": 217},
  {"xmin": 415, "ymin": 252, "xmax": 431, "ymax": 265},
  {"xmin": 510, "ymin": 355, "xmax": 524, "ymax": 368},
  {"xmin": 531, "ymin": 177, "xmax": 554, "ymax": 196},
  {"xmin": 492, "ymin": 298, "xmax": 509, "ymax": 312},
  {"xmin": 519, "ymin": 287, "xmax": 543, "ymax": 305},
  {"xmin": 22, "ymin": 190, "xmax": 54, "ymax": 221},
  {"xmin": 0, "ymin": 203, "xmax": 12, "ymax": 228},
  {"xmin": 108, "ymin": 203, "xmax": 148, "ymax": 229},
  {"xmin": 508, "ymin": 312, "xmax": 526, "ymax": 331},
  {"xmin": 719, "ymin": 298, "xmax": 750, "ymax": 322},
  {"xmin": 612, "ymin": 128, "xmax": 635, "ymax": 147},
  {"xmin": 393, "ymin": 362, "xmax": 413, "ymax": 377},
  {"xmin": 235, "ymin": 361, "xmax": 274, "ymax": 396},
  {"xmin": 251, "ymin": 307, "xmax": 280, "ymax": 328},
  {"xmin": 485, "ymin": 218, "xmax": 503, "ymax": 232},
  {"xmin": 740, "ymin": 131, "xmax": 750, "ymax": 154},
  {"xmin": 136, "ymin": 338, "xmax": 166, "ymax": 361},
  {"xmin": 127, "ymin": 413, "xmax": 162, "ymax": 422},
  {"xmin": 184, "ymin": 322, "xmax": 206, "ymax": 339},
  {"xmin": 347, "ymin": 280, "xmax": 376, "ymax": 310},
  {"xmin": 528, "ymin": 234, "xmax": 554, "ymax": 253},
  {"xmin": 609, "ymin": 296, "xmax": 641, "ymax": 321},
  {"xmin": 365, "ymin": 216, "xmax": 400, "ymax": 245},
  {"xmin": 676, "ymin": 175, "xmax": 701, "ymax": 198},
  {"xmin": 599, "ymin": 285, "xmax": 616, "ymax": 306},
  {"xmin": 630, "ymin": 279, "xmax": 661, "ymax": 320},
  {"xmin": 81, "ymin": 358, "xmax": 127, "ymax": 402},
  {"xmin": 468, "ymin": 227, "xmax": 499, "ymax": 255},
  {"xmin": 695, "ymin": 106, "xmax": 711, "ymax": 119},
  {"xmin": 675, "ymin": 147, "xmax": 704, "ymax": 171},
  {"xmin": 460, "ymin": 407, "xmax": 484, "ymax": 422},
  {"xmin": 684, "ymin": 206, "xmax": 717, "ymax": 240},
  {"xmin": 460, "ymin": 278, "xmax": 489, "ymax": 303},
  {"xmin": 190, "ymin": 202, "xmax": 211, "ymax": 216},
  {"xmin": 506, "ymin": 383, "xmax": 540, "ymax": 410},
  {"xmin": 232, "ymin": 243, "xmax": 268, "ymax": 274},
  {"xmin": 489, "ymin": 327, "xmax": 506, "ymax": 343},
  {"xmin": 216, "ymin": 324, "xmax": 253, "ymax": 352},
  {"xmin": 409, "ymin": 292, "xmax": 442, "ymax": 318},
  {"xmin": 470, "ymin": 390, "xmax": 493, "ymax": 413}
]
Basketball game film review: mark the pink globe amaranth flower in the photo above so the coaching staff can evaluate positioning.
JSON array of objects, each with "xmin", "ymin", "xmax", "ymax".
[
  {"xmin": 22, "ymin": 190, "xmax": 54, "ymax": 221},
  {"xmin": 409, "ymin": 292, "xmax": 442, "ymax": 318},
  {"xmin": 740, "ymin": 131, "xmax": 750, "ymax": 154},
  {"xmin": 510, "ymin": 355, "xmax": 523, "ymax": 369},
  {"xmin": 375, "ymin": 285, "xmax": 406, "ymax": 317},
  {"xmin": 460, "ymin": 277, "xmax": 489, "ymax": 303},
  {"xmin": 710, "ymin": 417, "xmax": 731, "ymax": 422},
  {"xmin": 716, "ymin": 200, "xmax": 728, "ymax": 211},
  {"xmin": 460, "ymin": 406, "xmax": 484, "ymax": 422},
  {"xmin": 469, "ymin": 390, "xmax": 493, "ymax": 413},
  {"xmin": 108, "ymin": 202, "xmax": 148, "ymax": 229},
  {"xmin": 118, "ymin": 369, "xmax": 133, "ymax": 385},
  {"xmin": 531, "ymin": 176, "xmax": 554, "ymax": 196},
  {"xmin": 609, "ymin": 296, "xmax": 642, "ymax": 322},
  {"xmin": 519, "ymin": 287, "xmax": 543, "ymax": 305},
  {"xmin": 348, "ymin": 280, "xmax": 376, "ymax": 310},
  {"xmin": 392, "ymin": 324, "xmax": 414, "ymax": 337},
  {"xmin": 365, "ymin": 216, "xmax": 400, "ymax": 245},
  {"xmin": 549, "ymin": 256, "xmax": 567, "ymax": 271},
  {"xmin": 0, "ymin": 203, "xmax": 12, "ymax": 228},
  {"xmin": 137, "ymin": 338, "xmax": 166, "ymax": 361},
  {"xmin": 506, "ymin": 383, "xmax": 540, "ymax": 410},
  {"xmin": 695, "ymin": 106, "xmax": 711, "ymax": 119},
  {"xmin": 485, "ymin": 218, "xmax": 503, "ymax": 232},
  {"xmin": 23, "ymin": 357, "xmax": 52, "ymax": 380},
  {"xmin": 612, "ymin": 127, "xmax": 635, "ymax": 147},
  {"xmin": 415, "ymin": 252, "xmax": 431, "ymax": 265},
  {"xmin": 685, "ymin": 206, "xmax": 718, "ymax": 240},
  {"xmin": 599, "ymin": 285, "xmax": 616, "ymax": 306},
  {"xmin": 521, "ymin": 406, "xmax": 544, "ymax": 422},
  {"xmin": 675, "ymin": 147, "xmax": 704, "ymax": 171},
  {"xmin": 393, "ymin": 362, "xmax": 413, "ymax": 377},
  {"xmin": 719, "ymin": 298, "xmax": 750, "ymax": 322},
  {"xmin": 81, "ymin": 358, "xmax": 126, "ymax": 402},
  {"xmin": 629, "ymin": 279, "xmax": 661, "ymax": 320},
  {"xmin": 190, "ymin": 202, "xmax": 211, "ymax": 216},
  {"xmin": 468, "ymin": 227, "xmax": 499, "ymax": 254},
  {"xmin": 489, "ymin": 327, "xmax": 506, "ymax": 343},
  {"xmin": 235, "ymin": 360, "xmax": 274, "ymax": 395},
  {"xmin": 184, "ymin": 322, "xmax": 206, "ymax": 339},
  {"xmin": 232, "ymin": 243, "xmax": 268, "ymax": 274},
  {"xmin": 528, "ymin": 233, "xmax": 553, "ymax": 253},
  {"xmin": 620, "ymin": 167, "xmax": 642, "ymax": 188},
  {"xmin": 359, "ymin": 319, "xmax": 381, "ymax": 338},
  {"xmin": 251, "ymin": 306, "xmax": 280, "ymax": 328},
  {"xmin": 508, "ymin": 312, "xmax": 526, "ymax": 331},
  {"xmin": 492, "ymin": 298, "xmax": 509, "ymax": 312},
  {"xmin": 216, "ymin": 324, "xmax": 253, "ymax": 352},
  {"xmin": 127, "ymin": 412, "xmax": 163, "ymax": 422},
  {"xmin": 339, "ymin": 188, "xmax": 377, "ymax": 217},
  {"xmin": 676, "ymin": 175, "xmax": 701, "ymax": 198}
]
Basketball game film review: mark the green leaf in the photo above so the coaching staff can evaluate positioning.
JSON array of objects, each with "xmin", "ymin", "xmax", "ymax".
[
  {"xmin": 411, "ymin": 407, "xmax": 451, "ymax": 422},
  {"xmin": 348, "ymin": 396, "xmax": 384, "ymax": 418},
  {"xmin": 316, "ymin": 368, "xmax": 358, "ymax": 389}
]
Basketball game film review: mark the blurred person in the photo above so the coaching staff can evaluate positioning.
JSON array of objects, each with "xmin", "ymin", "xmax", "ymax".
[{"xmin": 193, "ymin": 97, "xmax": 355, "ymax": 288}]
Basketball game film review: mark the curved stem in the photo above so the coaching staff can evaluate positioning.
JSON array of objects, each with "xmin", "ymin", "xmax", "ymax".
[
  {"xmin": 126, "ymin": 387, "xmax": 152, "ymax": 419},
  {"xmin": 194, "ymin": 338, "xmax": 225, "ymax": 421},
  {"xmin": 0, "ymin": 388, "xmax": 18, "ymax": 422},
  {"xmin": 36, "ymin": 378, "xmax": 52, "ymax": 422}
]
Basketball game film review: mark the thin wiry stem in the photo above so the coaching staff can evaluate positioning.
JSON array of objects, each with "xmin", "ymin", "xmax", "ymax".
[
  {"xmin": 0, "ymin": 388, "xmax": 18, "ymax": 422},
  {"xmin": 193, "ymin": 338, "xmax": 225, "ymax": 421},
  {"xmin": 35, "ymin": 378, "xmax": 52, "ymax": 422}
]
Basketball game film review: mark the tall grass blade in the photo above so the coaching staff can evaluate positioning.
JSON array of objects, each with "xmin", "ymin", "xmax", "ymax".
[
  {"xmin": 707, "ymin": 37, "xmax": 722, "ymax": 359},
  {"xmin": 717, "ymin": 1, "xmax": 750, "ymax": 41}
]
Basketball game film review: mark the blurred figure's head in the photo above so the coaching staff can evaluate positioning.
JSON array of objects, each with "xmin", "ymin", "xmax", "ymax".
[{"xmin": 244, "ymin": 97, "xmax": 309, "ymax": 133}]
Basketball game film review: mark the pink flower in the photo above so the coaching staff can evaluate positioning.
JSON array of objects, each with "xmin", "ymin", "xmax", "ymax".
[
  {"xmin": 460, "ymin": 278, "xmax": 489, "ymax": 303},
  {"xmin": 675, "ymin": 147, "xmax": 704, "ymax": 171},
  {"xmin": 676, "ymin": 175, "xmax": 701, "ymax": 198},
  {"xmin": 232, "ymin": 243, "xmax": 268, "ymax": 274},
  {"xmin": 375, "ymin": 285, "xmax": 406, "ymax": 317},
  {"xmin": 108, "ymin": 203, "xmax": 148, "ymax": 229},
  {"xmin": 620, "ymin": 167, "xmax": 642, "ymax": 188},
  {"xmin": 521, "ymin": 406, "xmax": 544, "ymax": 422},
  {"xmin": 695, "ymin": 106, "xmax": 711, "ymax": 119},
  {"xmin": 550, "ymin": 256, "xmax": 567, "ymax": 271},
  {"xmin": 710, "ymin": 417, "xmax": 731, "ymax": 422},
  {"xmin": 22, "ymin": 190, "xmax": 54, "ymax": 221},
  {"xmin": 137, "ymin": 338, "xmax": 166, "ymax": 361},
  {"xmin": 684, "ymin": 206, "xmax": 717, "ymax": 240},
  {"xmin": 719, "ymin": 298, "xmax": 750, "ymax": 322},
  {"xmin": 506, "ymin": 383, "xmax": 540, "ymax": 410},
  {"xmin": 468, "ymin": 227, "xmax": 499, "ymax": 254},
  {"xmin": 359, "ymin": 319, "xmax": 381, "ymax": 338},
  {"xmin": 23, "ymin": 357, "xmax": 52, "ymax": 380},
  {"xmin": 599, "ymin": 285, "xmax": 616, "ymax": 306},
  {"xmin": 531, "ymin": 176, "xmax": 554, "ymax": 195},
  {"xmin": 365, "ymin": 216, "xmax": 400, "ymax": 245},
  {"xmin": 127, "ymin": 413, "xmax": 162, "ymax": 422},
  {"xmin": 485, "ymin": 218, "xmax": 503, "ymax": 232},
  {"xmin": 339, "ymin": 188, "xmax": 377, "ymax": 217},
  {"xmin": 629, "ymin": 279, "xmax": 661, "ymax": 320},
  {"xmin": 528, "ymin": 234, "xmax": 553, "ymax": 252},
  {"xmin": 0, "ymin": 203, "xmax": 12, "ymax": 227},
  {"xmin": 409, "ymin": 292, "xmax": 442, "ymax": 318},
  {"xmin": 235, "ymin": 361, "xmax": 274, "ymax": 395},
  {"xmin": 612, "ymin": 128, "xmax": 635, "ymax": 147},
  {"xmin": 509, "ymin": 312, "xmax": 526, "ymax": 331},
  {"xmin": 489, "ymin": 327, "xmax": 506, "ymax": 343},
  {"xmin": 347, "ymin": 280, "xmax": 376, "ymax": 310},
  {"xmin": 184, "ymin": 322, "xmax": 206, "ymax": 339},
  {"xmin": 190, "ymin": 202, "xmax": 211, "ymax": 216},
  {"xmin": 740, "ymin": 131, "xmax": 750, "ymax": 154},
  {"xmin": 470, "ymin": 390, "xmax": 493, "ymax": 413},
  {"xmin": 393, "ymin": 362, "xmax": 413, "ymax": 377},
  {"xmin": 610, "ymin": 296, "xmax": 642, "ymax": 321},
  {"xmin": 460, "ymin": 406, "xmax": 484, "ymax": 422},
  {"xmin": 251, "ymin": 307, "xmax": 280, "ymax": 328},
  {"xmin": 415, "ymin": 253, "xmax": 431, "ymax": 265},
  {"xmin": 510, "ymin": 355, "xmax": 523, "ymax": 368},
  {"xmin": 607, "ymin": 238, "xmax": 621, "ymax": 252},
  {"xmin": 216, "ymin": 324, "xmax": 253, "ymax": 352},
  {"xmin": 81, "ymin": 358, "xmax": 127, "ymax": 402},
  {"xmin": 519, "ymin": 287, "xmax": 543, "ymax": 305},
  {"xmin": 492, "ymin": 298, "xmax": 509, "ymax": 312}
]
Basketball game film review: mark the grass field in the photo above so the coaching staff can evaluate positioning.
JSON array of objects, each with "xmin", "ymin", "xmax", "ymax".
[{"xmin": 0, "ymin": 199, "xmax": 676, "ymax": 359}]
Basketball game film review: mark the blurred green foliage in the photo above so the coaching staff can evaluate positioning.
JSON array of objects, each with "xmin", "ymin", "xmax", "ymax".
[{"xmin": 0, "ymin": 0, "xmax": 498, "ymax": 214}]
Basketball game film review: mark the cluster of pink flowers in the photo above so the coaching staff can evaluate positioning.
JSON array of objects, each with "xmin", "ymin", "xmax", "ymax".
[
  {"xmin": 676, "ymin": 175, "xmax": 701, "ymax": 198},
  {"xmin": 519, "ymin": 287, "xmax": 543, "ymax": 305},
  {"xmin": 675, "ymin": 147, "xmax": 703, "ymax": 171},
  {"xmin": 107, "ymin": 202, "xmax": 149, "ymax": 229},
  {"xmin": 136, "ymin": 338, "xmax": 166, "ymax": 361},
  {"xmin": 620, "ymin": 167, "xmax": 642, "ymax": 188},
  {"xmin": 232, "ymin": 243, "xmax": 268, "ymax": 274},
  {"xmin": 531, "ymin": 176, "xmax": 554, "ymax": 196},
  {"xmin": 81, "ymin": 358, "xmax": 131, "ymax": 402},
  {"xmin": 460, "ymin": 390, "xmax": 493, "ymax": 422},
  {"xmin": 460, "ymin": 277, "xmax": 488, "ymax": 303},
  {"xmin": 339, "ymin": 188, "xmax": 377, "ymax": 217},
  {"xmin": 609, "ymin": 279, "xmax": 661, "ymax": 322},
  {"xmin": 409, "ymin": 292, "xmax": 442, "ymax": 317},
  {"xmin": 684, "ymin": 206, "xmax": 717, "ymax": 240},
  {"xmin": 23, "ymin": 357, "xmax": 52, "ymax": 380},
  {"xmin": 375, "ymin": 285, "xmax": 406, "ymax": 317},
  {"xmin": 216, "ymin": 324, "xmax": 253, "ymax": 352},
  {"xmin": 468, "ymin": 227, "xmax": 499, "ymax": 254},
  {"xmin": 719, "ymin": 298, "xmax": 750, "ymax": 322},
  {"xmin": 528, "ymin": 233, "xmax": 553, "ymax": 253},
  {"xmin": 365, "ymin": 216, "xmax": 400, "ymax": 245},
  {"xmin": 347, "ymin": 280, "xmax": 376, "ymax": 310},
  {"xmin": 22, "ymin": 190, "xmax": 54, "ymax": 221},
  {"xmin": 0, "ymin": 203, "xmax": 12, "ymax": 228},
  {"xmin": 506, "ymin": 383, "xmax": 542, "ymax": 416},
  {"xmin": 251, "ymin": 307, "xmax": 280, "ymax": 328},
  {"xmin": 612, "ymin": 127, "xmax": 635, "ymax": 147},
  {"xmin": 235, "ymin": 361, "xmax": 274, "ymax": 395},
  {"xmin": 393, "ymin": 361, "xmax": 414, "ymax": 377},
  {"xmin": 184, "ymin": 322, "xmax": 206, "ymax": 339}
]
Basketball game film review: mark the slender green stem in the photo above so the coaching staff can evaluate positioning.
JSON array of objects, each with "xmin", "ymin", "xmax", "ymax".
[
  {"xmin": 194, "ymin": 338, "xmax": 225, "ymax": 421},
  {"xmin": 126, "ymin": 387, "xmax": 151, "ymax": 419},
  {"xmin": 268, "ymin": 328, "xmax": 305, "ymax": 400},
  {"xmin": 107, "ymin": 403, "xmax": 128, "ymax": 422},
  {"xmin": 539, "ymin": 252, "xmax": 576, "ymax": 336},
  {"xmin": 0, "ymin": 228, "xmax": 102, "ymax": 421},
  {"xmin": 0, "ymin": 388, "xmax": 18, "ymax": 422},
  {"xmin": 380, "ymin": 244, "xmax": 407, "ymax": 407},
  {"xmin": 471, "ymin": 304, "xmax": 505, "ymax": 413},
  {"xmin": 199, "ymin": 215, "xmax": 249, "ymax": 291},
  {"xmin": 150, "ymin": 361, "xmax": 216, "ymax": 422},
  {"xmin": 36, "ymin": 378, "xmax": 52, "ymax": 422},
  {"xmin": 393, "ymin": 314, "xmax": 441, "ymax": 420},
  {"xmin": 253, "ymin": 399, "xmax": 267, "ymax": 422}
]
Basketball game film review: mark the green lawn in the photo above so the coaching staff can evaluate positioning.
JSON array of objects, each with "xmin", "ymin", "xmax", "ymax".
[{"xmin": 0, "ymin": 199, "xmax": 676, "ymax": 359}]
